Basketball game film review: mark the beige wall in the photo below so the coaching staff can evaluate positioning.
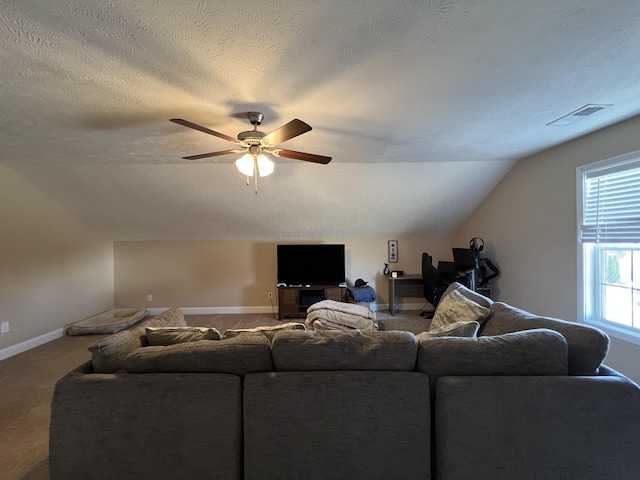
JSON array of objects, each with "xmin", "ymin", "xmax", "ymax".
[
  {"xmin": 451, "ymin": 115, "xmax": 640, "ymax": 383},
  {"xmin": 114, "ymin": 236, "xmax": 450, "ymax": 310},
  {"xmin": 0, "ymin": 166, "xmax": 114, "ymax": 350}
]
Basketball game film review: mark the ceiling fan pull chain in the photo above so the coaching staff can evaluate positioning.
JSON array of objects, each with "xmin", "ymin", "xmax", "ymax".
[{"xmin": 254, "ymin": 156, "xmax": 259, "ymax": 194}]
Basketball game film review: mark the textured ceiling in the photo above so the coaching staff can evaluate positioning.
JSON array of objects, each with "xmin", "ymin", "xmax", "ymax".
[{"xmin": 2, "ymin": 0, "xmax": 640, "ymax": 240}]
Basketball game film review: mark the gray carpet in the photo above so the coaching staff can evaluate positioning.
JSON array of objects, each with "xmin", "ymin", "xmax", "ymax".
[{"xmin": 0, "ymin": 310, "xmax": 427, "ymax": 480}]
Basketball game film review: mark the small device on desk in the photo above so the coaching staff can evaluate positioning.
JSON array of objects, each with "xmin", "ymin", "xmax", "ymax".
[{"xmin": 452, "ymin": 248, "xmax": 478, "ymax": 290}]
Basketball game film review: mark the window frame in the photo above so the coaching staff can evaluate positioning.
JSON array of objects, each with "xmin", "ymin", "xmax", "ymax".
[{"xmin": 577, "ymin": 149, "xmax": 640, "ymax": 346}]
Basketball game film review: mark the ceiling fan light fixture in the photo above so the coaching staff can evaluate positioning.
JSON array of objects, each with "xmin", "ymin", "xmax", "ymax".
[
  {"xmin": 235, "ymin": 153, "xmax": 274, "ymax": 177},
  {"xmin": 257, "ymin": 154, "xmax": 275, "ymax": 176},
  {"xmin": 170, "ymin": 113, "xmax": 330, "ymax": 191}
]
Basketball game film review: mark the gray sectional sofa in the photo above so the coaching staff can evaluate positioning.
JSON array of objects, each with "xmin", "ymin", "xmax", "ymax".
[{"xmin": 49, "ymin": 283, "xmax": 640, "ymax": 480}]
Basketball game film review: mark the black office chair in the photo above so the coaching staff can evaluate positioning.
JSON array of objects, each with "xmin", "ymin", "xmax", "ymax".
[{"xmin": 421, "ymin": 253, "xmax": 450, "ymax": 318}]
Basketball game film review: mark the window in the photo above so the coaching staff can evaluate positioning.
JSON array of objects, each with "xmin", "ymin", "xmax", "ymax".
[{"xmin": 578, "ymin": 151, "xmax": 640, "ymax": 343}]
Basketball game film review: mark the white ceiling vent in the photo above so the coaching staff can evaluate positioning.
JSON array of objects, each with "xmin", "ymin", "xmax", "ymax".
[{"xmin": 547, "ymin": 104, "xmax": 612, "ymax": 126}]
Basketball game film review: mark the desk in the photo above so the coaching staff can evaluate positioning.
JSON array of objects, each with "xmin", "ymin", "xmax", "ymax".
[
  {"xmin": 388, "ymin": 275, "xmax": 493, "ymax": 315},
  {"xmin": 476, "ymin": 286, "xmax": 492, "ymax": 299},
  {"xmin": 388, "ymin": 274, "xmax": 423, "ymax": 315}
]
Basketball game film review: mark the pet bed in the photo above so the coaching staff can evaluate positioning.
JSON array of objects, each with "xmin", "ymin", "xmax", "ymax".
[{"xmin": 66, "ymin": 309, "xmax": 149, "ymax": 335}]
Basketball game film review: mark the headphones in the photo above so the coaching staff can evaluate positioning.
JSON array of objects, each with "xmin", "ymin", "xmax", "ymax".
[{"xmin": 469, "ymin": 237, "xmax": 484, "ymax": 254}]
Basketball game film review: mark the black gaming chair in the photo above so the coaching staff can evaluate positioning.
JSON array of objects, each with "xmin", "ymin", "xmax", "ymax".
[{"xmin": 421, "ymin": 252, "xmax": 450, "ymax": 317}]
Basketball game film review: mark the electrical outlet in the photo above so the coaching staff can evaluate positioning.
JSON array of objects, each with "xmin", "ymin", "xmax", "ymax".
[
  {"xmin": 1, "ymin": 321, "xmax": 9, "ymax": 333},
  {"xmin": 147, "ymin": 294, "xmax": 153, "ymax": 302},
  {"xmin": 268, "ymin": 291, "xmax": 273, "ymax": 300}
]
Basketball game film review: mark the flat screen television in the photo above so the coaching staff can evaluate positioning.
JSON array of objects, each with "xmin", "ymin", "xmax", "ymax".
[{"xmin": 277, "ymin": 244, "xmax": 346, "ymax": 286}]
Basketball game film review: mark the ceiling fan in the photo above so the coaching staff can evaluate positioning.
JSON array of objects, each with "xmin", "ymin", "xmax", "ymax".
[{"xmin": 170, "ymin": 112, "xmax": 331, "ymax": 193}]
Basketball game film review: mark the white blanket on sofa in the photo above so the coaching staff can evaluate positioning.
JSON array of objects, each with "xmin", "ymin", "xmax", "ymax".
[{"xmin": 305, "ymin": 300, "xmax": 377, "ymax": 331}]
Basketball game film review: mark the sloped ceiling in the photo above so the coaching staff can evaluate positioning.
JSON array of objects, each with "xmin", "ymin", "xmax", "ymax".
[{"xmin": 2, "ymin": 0, "xmax": 640, "ymax": 240}]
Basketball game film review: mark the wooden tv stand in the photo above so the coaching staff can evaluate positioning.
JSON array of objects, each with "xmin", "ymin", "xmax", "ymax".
[{"xmin": 277, "ymin": 285, "xmax": 346, "ymax": 319}]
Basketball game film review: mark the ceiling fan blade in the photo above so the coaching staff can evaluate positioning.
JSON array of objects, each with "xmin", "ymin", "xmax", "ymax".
[
  {"xmin": 170, "ymin": 118, "xmax": 241, "ymax": 145},
  {"xmin": 183, "ymin": 149, "xmax": 242, "ymax": 160},
  {"xmin": 272, "ymin": 148, "xmax": 332, "ymax": 165},
  {"xmin": 262, "ymin": 119, "xmax": 312, "ymax": 146}
]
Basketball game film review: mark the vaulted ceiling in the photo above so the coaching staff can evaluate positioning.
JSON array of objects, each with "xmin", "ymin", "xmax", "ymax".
[{"xmin": 2, "ymin": 0, "xmax": 640, "ymax": 240}]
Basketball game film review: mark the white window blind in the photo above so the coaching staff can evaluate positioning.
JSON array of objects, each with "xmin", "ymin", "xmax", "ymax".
[{"xmin": 580, "ymin": 158, "xmax": 640, "ymax": 244}]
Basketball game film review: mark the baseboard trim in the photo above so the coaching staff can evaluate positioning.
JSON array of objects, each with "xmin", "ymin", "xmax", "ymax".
[{"xmin": 0, "ymin": 327, "xmax": 65, "ymax": 362}]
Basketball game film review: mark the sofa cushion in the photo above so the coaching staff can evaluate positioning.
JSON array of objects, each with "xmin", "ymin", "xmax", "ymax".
[
  {"xmin": 124, "ymin": 333, "xmax": 273, "ymax": 376},
  {"xmin": 271, "ymin": 329, "xmax": 418, "ymax": 371},
  {"xmin": 430, "ymin": 289, "xmax": 490, "ymax": 331},
  {"xmin": 440, "ymin": 281, "xmax": 493, "ymax": 309},
  {"xmin": 417, "ymin": 321, "xmax": 480, "ymax": 339},
  {"xmin": 88, "ymin": 307, "xmax": 187, "ymax": 373},
  {"xmin": 145, "ymin": 326, "xmax": 221, "ymax": 345},
  {"xmin": 434, "ymin": 375, "xmax": 640, "ymax": 480},
  {"xmin": 223, "ymin": 322, "xmax": 305, "ymax": 341},
  {"xmin": 482, "ymin": 302, "xmax": 609, "ymax": 375},
  {"xmin": 416, "ymin": 329, "xmax": 568, "ymax": 380},
  {"xmin": 243, "ymin": 371, "xmax": 431, "ymax": 480},
  {"xmin": 50, "ymin": 372, "xmax": 244, "ymax": 480}
]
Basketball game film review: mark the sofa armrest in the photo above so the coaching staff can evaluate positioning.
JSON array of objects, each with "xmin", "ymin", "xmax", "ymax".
[
  {"xmin": 435, "ymin": 375, "xmax": 640, "ymax": 480},
  {"xmin": 63, "ymin": 360, "xmax": 94, "ymax": 375},
  {"xmin": 243, "ymin": 371, "xmax": 431, "ymax": 480},
  {"xmin": 597, "ymin": 363, "xmax": 639, "ymax": 381},
  {"xmin": 482, "ymin": 302, "xmax": 609, "ymax": 375}
]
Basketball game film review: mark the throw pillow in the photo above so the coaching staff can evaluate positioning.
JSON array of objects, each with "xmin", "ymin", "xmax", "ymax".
[
  {"xmin": 430, "ymin": 289, "xmax": 490, "ymax": 331},
  {"xmin": 440, "ymin": 282, "xmax": 493, "ymax": 309},
  {"xmin": 223, "ymin": 322, "xmax": 306, "ymax": 341},
  {"xmin": 145, "ymin": 326, "xmax": 221, "ymax": 346},
  {"xmin": 125, "ymin": 333, "xmax": 273, "ymax": 375},
  {"xmin": 271, "ymin": 329, "xmax": 418, "ymax": 371},
  {"xmin": 416, "ymin": 328, "xmax": 569, "ymax": 379},
  {"xmin": 417, "ymin": 321, "xmax": 480, "ymax": 339}
]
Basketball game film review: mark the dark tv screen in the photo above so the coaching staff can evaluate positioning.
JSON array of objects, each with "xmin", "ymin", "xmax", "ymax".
[{"xmin": 277, "ymin": 244, "xmax": 345, "ymax": 286}]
